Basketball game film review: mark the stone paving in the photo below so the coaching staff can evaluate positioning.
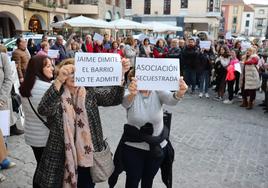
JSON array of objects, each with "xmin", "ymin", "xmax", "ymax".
[{"xmin": 1, "ymin": 92, "xmax": 268, "ymax": 188}]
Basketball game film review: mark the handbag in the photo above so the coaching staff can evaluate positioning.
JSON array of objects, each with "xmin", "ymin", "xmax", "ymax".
[
  {"xmin": 90, "ymin": 140, "xmax": 114, "ymax": 183},
  {"xmin": 27, "ymin": 98, "xmax": 49, "ymax": 129},
  {"xmin": 11, "ymin": 86, "xmax": 21, "ymax": 113}
]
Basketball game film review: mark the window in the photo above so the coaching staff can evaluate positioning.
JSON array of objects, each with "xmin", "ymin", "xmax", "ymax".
[
  {"xmin": 257, "ymin": 29, "xmax": 262, "ymax": 36},
  {"xmin": 214, "ymin": 0, "xmax": 220, "ymax": 11},
  {"xmin": 181, "ymin": 0, "xmax": 188, "ymax": 8},
  {"xmin": 207, "ymin": 0, "xmax": 214, "ymax": 12},
  {"xmin": 233, "ymin": 17, "xmax": 237, "ymax": 24},
  {"xmin": 233, "ymin": 6, "xmax": 238, "ymax": 14},
  {"xmin": 106, "ymin": 0, "xmax": 111, "ymax": 5},
  {"xmin": 246, "ymin": 14, "xmax": 250, "ymax": 17},
  {"xmin": 144, "ymin": 0, "xmax": 151, "ymax": 14},
  {"xmin": 257, "ymin": 19, "xmax": 263, "ymax": 26},
  {"xmin": 245, "ymin": 20, "xmax": 249, "ymax": 27},
  {"xmin": 115, "ymin": 0, "xmax": 120, "ymax": 7},
  {"xmin": 232, "ymin": 25, "xmax": 236, "ymax": 33},
  {"xmin": 126, "ymin": 0, "xmax": 132, "ymax": 9},
  {"xmin": 259, "ymin": 9, "xmax": 265, "ymax": 14},
  {"xmin": 164, "ymin": 0, "xmax": 171, "ymax": 14}
]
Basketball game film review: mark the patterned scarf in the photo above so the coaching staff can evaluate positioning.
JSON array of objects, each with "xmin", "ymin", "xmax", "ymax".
[{"xmin": 61, "ymin": 86, "xmax": 94, "ymax": 188}]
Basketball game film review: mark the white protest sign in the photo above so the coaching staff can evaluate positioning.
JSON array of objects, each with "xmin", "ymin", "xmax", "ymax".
[
  {"xmin": 135, "ymin": 57, "xmax": 180, "ymax": 91},
  {"xmin": 75, "ymin": 53, "xmax": 122, "ymax": 87},
  {"xmin": 234, "ymin": 63, "xmax": 242, "ymax": 73},
  {"xmin": 241, "ymin": 41, "xmax": 251, "ymax": 51},
  {"xmin": 0, "ymin": 110, "xmax": 10, "ymax": 136},
  {"xmin": 200, "ymin": 41, "xmax": 211, "ymax": 49},
  {"xmin": 48, "ymin": 50, "xmax": 59, "ymax": 58},
  {"xmin": 93, "ymin": 33, "xmax": 104, "ymax": 42},
  {"xmin": 225, "ymin": 32, "xmax": 232, "ymax": 40},
  {"xmin": 149, "ymin": 37, "xmax": 157, "ymax": 45}
]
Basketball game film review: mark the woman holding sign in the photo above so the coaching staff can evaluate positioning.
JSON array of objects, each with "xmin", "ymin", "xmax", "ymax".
[
  {"xmin": 33, "ymin": 58, "xmax": 130, "ymax": 188},
  {"xmin": 110, "ymin": 71, "xmax": 188, "ymax": 188}
]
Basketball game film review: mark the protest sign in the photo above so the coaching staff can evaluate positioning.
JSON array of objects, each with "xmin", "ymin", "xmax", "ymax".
[
  {"xmin": 93, "ymin": 33, "xmax": 104, "ymax": 42},
  {"xmin": 149, "ymin": 37, "xmax": 157, "ymax": 45},
  {"xmin": 135, "ymin": 57, "xmax": 180, "ymax": 90},
  {"xmin": 75, "ymin": 53, "xmax": 122, "ymax": 87},
  {"xmin": 0, "ymin": 110, "xmax": 10, "ymax": 136},
  {"xmin": 200, "ymin": 41, "xmax": 211, "ymax": 49},
  {"xmin": 241, "ymin": 41, "xmax": 251, "ymax": 51},
  {"xmin": 234, "ymin": 63, "xmax": 242, "ymax": 73},
  {"xmin": 225, "ymin": 32, "xmax": 232, "ymax": 40},
  {"xmin": 48, "ymin": 50, "xmax": 59, "ymax": 58}
]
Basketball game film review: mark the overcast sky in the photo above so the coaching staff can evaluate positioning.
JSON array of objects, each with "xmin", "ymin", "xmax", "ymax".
[{"xmin": 243, "ymin": 0, "xmax": 268, "ymax": 4}]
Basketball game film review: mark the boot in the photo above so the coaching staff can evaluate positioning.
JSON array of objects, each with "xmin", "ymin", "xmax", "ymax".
[
  {"xmin": 240, "ymin": 99, "xmax": 248, "ymax": 107},
  {"xmin": 10, "ymin": 124, "xmax": 24, "ymax": 136},
  {"xmin": 246, "ymin": 101, "xmax": 253, "ymax": 110}
]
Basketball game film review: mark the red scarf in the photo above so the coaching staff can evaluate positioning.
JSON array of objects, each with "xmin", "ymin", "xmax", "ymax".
[{"xmin": 86, "ymin": 42, "xmax": 93, "ymax": 53}]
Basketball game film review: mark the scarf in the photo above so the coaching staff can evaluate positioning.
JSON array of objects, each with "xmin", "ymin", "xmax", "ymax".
[{"xmin": 62, "ymin": 86, "xmax": 94, "ymax": 188}]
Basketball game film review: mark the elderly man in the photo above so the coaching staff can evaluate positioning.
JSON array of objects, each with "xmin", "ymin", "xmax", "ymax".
[
  {"xmin": 51, "ymin": 35, "xmax": 67, "ymax": 65},
  {"xmin": 12, "ymin": 37, "xmax": 31, "ymax": 83}
]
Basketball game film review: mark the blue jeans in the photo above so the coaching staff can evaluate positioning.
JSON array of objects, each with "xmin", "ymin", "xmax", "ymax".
[
  {"xmin": 184, "ymin": 69, "xmax": 197, "ymax": 92},
  {"xmin": 199, "ymin": 70, "xmax": 210, "ymax": 93}
]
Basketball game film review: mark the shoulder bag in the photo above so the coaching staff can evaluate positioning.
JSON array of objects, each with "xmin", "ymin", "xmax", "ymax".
[
  {"xmin": 90, "ymin": 139, "xmax": 114, "ymax": 183},
  {"xmin": 27, "ymin": 98, "xmax": 49, "ymax": 129}
]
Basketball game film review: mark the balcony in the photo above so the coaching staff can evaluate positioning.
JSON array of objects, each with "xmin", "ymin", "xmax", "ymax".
[
  {"xmin": 125, "ymin": 9, "xmax": 133, "ymax": 16},
  {"xmin": 0, "ymin": 0, "xmax": 23, "ymax": 6},
  {"xmin": 24, "ymin": 0, "xmax": 52, "ymax": 12},
  {"xmin": 256, "ymin": 24, "xmax": 265, "ymax": 28},
  {"xmin": 206, "ymin": 8, "xmax": 221, "ymax": 18},
  {"xmin": 68, "ymin": 3, "xmax": 98, "ymax": 15}
]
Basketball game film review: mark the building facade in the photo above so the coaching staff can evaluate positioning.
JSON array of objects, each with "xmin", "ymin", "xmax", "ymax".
[
  {"xmin": 125, "ymin": 0, "xmax": 222, "ymax": 39},
  {"xmin": 251, "ymin": 4, "xmax": 268, "ymax": 37},
  {"xmin": 222, "ymin": 0, "xmax": 244, "ymax": 35},
  {"xmin": 240, "ymin": 5, "xmax": 254, "ymax": 36},
  {"xmin": 0, "ymin": 0, "xmax": 125, "ymax": 38}
]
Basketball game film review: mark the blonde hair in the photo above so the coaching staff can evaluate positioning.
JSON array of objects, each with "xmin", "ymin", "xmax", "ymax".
[
  {"xmin": 41, "ymin": 41, "xmax": 49, "ymax": 49},
  {"xmin": 55, "ymin": 58, "xmax": 75, "ymax": 76},
  {"xmin": 0, "ymin": 44, "xmax": 7, "ymax": 53}
]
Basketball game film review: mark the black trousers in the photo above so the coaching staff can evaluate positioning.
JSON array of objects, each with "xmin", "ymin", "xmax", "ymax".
[
  {"xmin": 234, "ymin": 71, "xmax": 240, "ymax": 95},
  {"xmin": 227, "ymin": 80, "xmax": 235, "ymax": 101},
  {"xmin": 31, "ymin": 146, "xmax": 45, "ymax": 188},
  {"xmin": 122, "ymin": 144, "xmax": 165, "ymax": 188},
  {"xmin": 77, "ymin": 166, "xmax": 95, "ymax": 188},
  {"xmin": 243, "ymin": 89, "xmax": 256, "ymax": 102}
]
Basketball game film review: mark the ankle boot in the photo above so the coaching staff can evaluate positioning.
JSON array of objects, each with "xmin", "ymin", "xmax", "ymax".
[
  {"xmin": 246, "ymin": 101, "xmax": 253, "ymax": 110},
  {"xmin": 240, "ymin": 99, "xmax": 248, "ymax": 107}
]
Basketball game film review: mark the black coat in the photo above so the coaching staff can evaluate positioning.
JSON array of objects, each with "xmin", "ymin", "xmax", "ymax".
[{"xmin": 181, "ymin": 46, "xmax": 200, "ymax": 70}]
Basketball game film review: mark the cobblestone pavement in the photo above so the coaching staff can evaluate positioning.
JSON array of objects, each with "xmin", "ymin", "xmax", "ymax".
[{"xmin": 1, "ymin": 92, "xmax": 268, "ymax": 188}]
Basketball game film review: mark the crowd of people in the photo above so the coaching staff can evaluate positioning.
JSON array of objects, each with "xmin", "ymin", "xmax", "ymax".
[{"xmin": 0, "ymin": 31, "xmax": 267, "ymax": 187}]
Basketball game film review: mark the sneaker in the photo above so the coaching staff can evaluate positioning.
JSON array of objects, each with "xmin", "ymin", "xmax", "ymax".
[
  {"xmin": 199, "ymin": 93, "xmax": 203, "ymax": 98},
  {"xmin": 0, "ymin": 173, "xmax": 6, "ymax": 182},
  {"xmin": 214, "ymin": 96, "xmax": 223, "ymax": 101},
  {"xmin": 205, "ymin": 93, "xmax": 210, "ymax": 98},
  {"xmin": 223, "ymin": 100, "xmax": 233, "ymax": 104}
]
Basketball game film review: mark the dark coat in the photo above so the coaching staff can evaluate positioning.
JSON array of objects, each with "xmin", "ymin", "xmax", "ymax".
[
  {"xmin": 167, "ymin": 47, "xmax": 181, "ymax": 58},
  {"xmin": 181, "ymin": 46, "xmax": 200, "ymax": 70},
  {"xmin": 34, "ymin": 84, "xmax": 124, "ymax": 188}
]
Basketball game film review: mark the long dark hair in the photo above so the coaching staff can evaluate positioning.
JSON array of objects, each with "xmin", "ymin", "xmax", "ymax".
[
  {"xmin": 218, "ymin": 45, "xmax": 230, "ymax": 58},
  {"xmin": 27, "ymin": 38, "xmax": 33, "ymax": 47},
  {"xmin": 19, "ymin": 55, "xmax": 52, "ymax": 97}
]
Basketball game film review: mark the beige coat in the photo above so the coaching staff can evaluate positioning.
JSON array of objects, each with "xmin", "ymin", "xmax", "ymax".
[
  {"xmin": 242, "ymin": 55, "xmax": 261, "ymax": 90},
  {"xmin": 11, "ymin": 48, "xmax": 30, "ymax": 79}
]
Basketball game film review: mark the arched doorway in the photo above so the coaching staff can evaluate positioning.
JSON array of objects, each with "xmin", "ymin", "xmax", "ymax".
[
  {"xmin": 0, "ymin": 11, "xmax": 22, "ymax": 38},
  {"xmin": 115, "ymin": 12, "xmax": 121, "ymax": 20},
  {"xmin": 28, "ymin": 15, "xmax": 46, "ymax": 34},
  {"xmin": 53, "ymin": 15, "xmax": 64, "ymax": 23},
  {"xmin": 105, "ymin": 11, "xmax": 112, "ymax": 22}
]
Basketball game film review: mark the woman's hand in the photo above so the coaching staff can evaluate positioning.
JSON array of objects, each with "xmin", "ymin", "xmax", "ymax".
[
  {"xmin": 122, "ymin": 58, "xmax": 131, "ymax": 74},
  {"xmin": 54, "ymin": 64, "xmax": 75, "ymax": 90},
  {"xmin": 128, "ymin": 77, "xmax": 138, "ymax": 96},
  {"xmin": 176, "ymin": 77, "xmax": 188, "ymax": 98}
]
